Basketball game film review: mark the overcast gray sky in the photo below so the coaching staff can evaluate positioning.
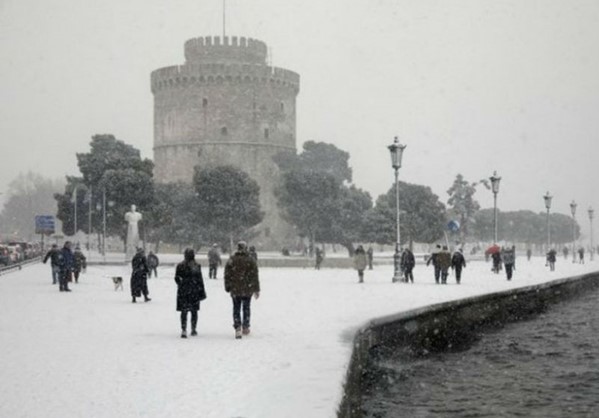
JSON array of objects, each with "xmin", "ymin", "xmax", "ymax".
[{"xmin": 1, "ymin": 0, "xmax": 598, "ymax": 235}]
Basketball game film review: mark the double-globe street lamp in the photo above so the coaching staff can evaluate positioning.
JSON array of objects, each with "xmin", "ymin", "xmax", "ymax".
[
  {"xmin": 388, "ymin": 136, "xmax": 407, "ymax": 283},
  {"xmin": 543, "ymin": 192, "xmax": 553, "ymax": 253},
  {"xmin": 570, "ymin": 200, "xmax": 577, "ymax": 263},
  {"xmin": 489, "ymin": 171, "xmax": 501, "ymax": 244},
  {"xmin": 589, "ymin": 207, "xmax": 594, "ymax": 261}
]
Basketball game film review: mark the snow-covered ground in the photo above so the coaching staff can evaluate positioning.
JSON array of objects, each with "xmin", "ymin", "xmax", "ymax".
[{"xmin": 0, "ymin": 256, "xmax": 596, "ymax": 418}]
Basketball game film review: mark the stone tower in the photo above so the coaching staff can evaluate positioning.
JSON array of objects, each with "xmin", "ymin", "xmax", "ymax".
[{"xmin": 151, "ymin": 36, "xmax": 300, "ymax": 248}]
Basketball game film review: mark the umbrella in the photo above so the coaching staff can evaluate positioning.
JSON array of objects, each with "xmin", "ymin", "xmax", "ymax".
[{"xmin": 485, "ymin": 244, "xmax": 501, "ymax": 255}]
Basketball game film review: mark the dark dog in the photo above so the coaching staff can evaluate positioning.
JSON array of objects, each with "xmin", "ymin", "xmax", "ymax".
[{"xmin": 112, "ymin": 276, "xmax": 124, "ymax": 291}]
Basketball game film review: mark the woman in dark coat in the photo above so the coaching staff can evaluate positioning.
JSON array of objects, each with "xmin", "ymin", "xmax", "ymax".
[
  {"xmin": 175, "ymin": 248, "xmax": 206, "ymax": 338},
  {"xmin": 131, "ymin": 248, "xmax": 151, "ymax": 303}
]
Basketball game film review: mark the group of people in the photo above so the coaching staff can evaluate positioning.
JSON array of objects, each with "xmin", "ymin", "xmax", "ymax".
[
  {"xmin": 43, "ymin": 241, "xmax": 87, "ymax": 291},
  {"xmin": 128, "ymin": 242, "xmax": 260, "ymax": 339},
  {"xmin": 488, "ymin": 246, "xmax": 517, "ymax": 280},
  {"xmin": 425, "ymin": 245, "xmax": 468, "ymax": 284}
]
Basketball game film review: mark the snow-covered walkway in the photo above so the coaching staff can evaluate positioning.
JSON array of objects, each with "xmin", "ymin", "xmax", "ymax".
[{"xmin": 0, "ymin": 257, "xmax": 596, "ymax": 418}]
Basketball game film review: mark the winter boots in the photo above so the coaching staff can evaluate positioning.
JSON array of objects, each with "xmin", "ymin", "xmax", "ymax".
[
  {"xmin": 242, "ymin": 327, "xmax": 250, "ymax": 336},
  {"xmin": 235, "ymin": 328, "xmax": 242, "ymax": 339},
  {"xmin": 191, "ymin": 329, "xmax": 198, "ymax": 336},
  {"xmin": 181, "ymin": 330, "xmax": 187, "ymax": 339}
]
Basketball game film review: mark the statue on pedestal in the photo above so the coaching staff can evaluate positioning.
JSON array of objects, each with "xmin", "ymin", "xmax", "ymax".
[{"xmin": 125, "ymin": 204, "xmax": 142, "ymax": 258}]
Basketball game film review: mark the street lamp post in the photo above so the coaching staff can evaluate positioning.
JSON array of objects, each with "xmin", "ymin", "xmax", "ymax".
[
  {"xmin": 388, "ymin": 136, "xmax": 407, "ymax": 283},
  {"xmin": 589, "ymin": 207, "xmax": 594, "ymax": 261},
  {"xmin": 489, "ymin": 171, "xmax": 501, "ymax": 244},
  {"xmin": 570, "ymin": 200, "xmax": 577, "ymax": 263},
  {"xmin": 543, "ymin": 191, "xmax": 553, "ymax": 253}
]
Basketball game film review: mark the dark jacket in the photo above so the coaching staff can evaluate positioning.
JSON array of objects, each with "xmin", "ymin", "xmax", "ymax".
[
  {"xmin": 43, "ymin": 248, "xmax": 61, "ymax": 266},
  {"xmin": 58, "ymin": 246, "xmax": 74, "ymax": 272},
  {"xmin": 401, "ymin": 249, "xmax": 415, "ymax": 270},
  {"xmin": 451, "ymin": 252, "xmax": 466, "ymax": 269},
  {"xmin": 224, "ymin": 250, "xmax": 260, "ymax": 297},
  {"xmin": 130, "ymin": 252, "xmax": 149, "ymax": 297},
  {"xmin": 73, "ymin": 250, "xmax": 87, "ymax": 272},
  {"xmin": 175, "ymin": 260, "xmax": 206, "ymax": 311}
]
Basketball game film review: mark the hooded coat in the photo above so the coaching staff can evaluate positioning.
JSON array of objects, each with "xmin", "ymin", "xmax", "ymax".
[{"xmin": 175, "ymin": 250, "xmax": 206, "ymax": 311}]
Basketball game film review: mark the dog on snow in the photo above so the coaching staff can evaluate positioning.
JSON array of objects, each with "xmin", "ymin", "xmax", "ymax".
[{"xmin": 112, "ymin": 276, "xmax": 124, "ymax": 291}]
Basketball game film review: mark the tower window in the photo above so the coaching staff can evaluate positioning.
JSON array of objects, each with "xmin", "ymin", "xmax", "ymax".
[
  {"xmin": 202, "ymin": 98, "xmax": 208, "ymax": 108},
  {"xmin": 264, "ymin": 128, "xmax": 269, "ymax": 139},
  {"xmin": 221, "ymin": 126, "xmax": 228, "ymax": 135}
]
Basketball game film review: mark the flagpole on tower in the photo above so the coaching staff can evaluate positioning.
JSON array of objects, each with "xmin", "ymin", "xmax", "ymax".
[{"xmin": 223, "ymin": 0, "xmax": 226, "ymax": 38}]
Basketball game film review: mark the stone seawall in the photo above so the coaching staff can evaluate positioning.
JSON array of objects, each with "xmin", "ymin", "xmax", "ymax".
[{"xmin": 337, "ymin": 271, "xmax": 599, "ymax": 418}]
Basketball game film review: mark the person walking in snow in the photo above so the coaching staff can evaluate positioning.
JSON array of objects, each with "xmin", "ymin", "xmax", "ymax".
[
  {"xmin": 546, "ymin": 248, "xmax": 557, "ymax": 271},
  {"xmin": 207, "ymin": 244, "xmax": 222, "ymax": 279},
  {"xmin": 57, "ymin": 241, "xmax": 74, "ymax": 292},
  {"xmin": 147, "ymin": 251, "xmax": 159, "ymax": 278},
  {"xmin": 426, "ymin": 244, "xmax": 442, "ymax": 284},
  {"xmin": 526, "ymin": 248, "xmax": 532, "ymax": 261},
  {"xmin": 401, "ymin": 247, "xmax": 415, "ymax": 283},
  {"xmin": 366, "ymin": 246, "xmax": 374, "ymax": 270},
  {"xmin": 224, "ymin": 241, "xmax": 260, "ymax": 339},
  {"xmin": 315, "ymin": 247, "xmax": 324, "ymax": 270},
  {"xmin": 130, "ymin": 247, "xmax": 151, "ymax": 303},
  {"xmin": 578, "ymin": 247, "xmax": 585, "ymax": 264},
  {"xmin": 451, "ymin": 248, "xmax": 466, "ymax": 284},
  {"xmin": 72, "ymin": 245, "xmax": 87, "ymax": 283},
  {"xmin": 175, "ymin": 248, "xmax": 206, "ymax": 338},
  {"xmin": 437, "ymin": 246, "xmax": 452, "ymax": 284},
  {"xmin": 43, "ymin": 243, "xmax": 61, "ymax": 285},
  {"xmin": 353, "ymin": 245, "xmax": 368, "ymax": 283},
  {"xmin": 502, "ymin": 246, "xmax": 516, "ymax": 281}
]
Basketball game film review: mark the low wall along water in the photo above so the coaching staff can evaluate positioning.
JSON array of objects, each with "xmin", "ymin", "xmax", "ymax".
[{"xmin": 337, "ymin": 271, "xmax": 599, "ymax": 418}]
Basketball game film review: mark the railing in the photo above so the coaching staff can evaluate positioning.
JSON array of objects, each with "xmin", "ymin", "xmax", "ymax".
[{"xmin": 0, "ymin": 256, "xmax": 42, "ymax": 276}]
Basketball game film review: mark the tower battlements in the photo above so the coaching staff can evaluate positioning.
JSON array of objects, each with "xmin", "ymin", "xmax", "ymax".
[
  {"xmin": 151, "ymin": 63, "xmax": 299, "ymax": 94},
  {"xmin": 184, "ymin": 36, "xmax": 267, "ymax": 65}
]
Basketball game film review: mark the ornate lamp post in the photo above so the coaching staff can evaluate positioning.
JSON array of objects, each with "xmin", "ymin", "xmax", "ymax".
[
  {"xmin": 489, "ymin": 171, "xmax": 501, "ymax": 244},
  {"xmin": 570, "ymin": 200, "xmax": 577, "ymax": 263},
  {"xmin": 589, "ymin": 207, "xmax": 594, "ymax": 261},
  {"xmin": 543, "ymin": 191, "xmax": 553, "ymax": 252},
  {"xmin": 388, "ymin": 136, "xmax": 407, "ymax": 283}
]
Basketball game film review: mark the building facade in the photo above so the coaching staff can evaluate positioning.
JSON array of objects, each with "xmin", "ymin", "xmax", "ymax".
[{"xmin": 151, "ymin": 36, "xmax": 300, "ymax": 248}]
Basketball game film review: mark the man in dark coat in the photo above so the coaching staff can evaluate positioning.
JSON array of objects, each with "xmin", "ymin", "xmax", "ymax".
[
  {"xmin": 57, "ymin": 241, "xmax": 74, "ymax": 292},
  {"xmin": 175, "ymin": 248, "xmax": 206, "ymax": 338},
  {"xmin": 224, "ymin": 241, "xmax": 260, "ymax": 339},
  {"xmin": 366, "ymin": 246, "xmax": 374, "ymax": 270},
  {"xmin": 546, "ymin": 248, "xmax": 557, "ymax": 271},
  {"xmin": 400, "ymin": 248, "xmax": 415, "ymax": 283},
  {"xmin": 315, "ymin": 247, "xmax": 323, "ymax": 270},
  {"xmin": 207, "ymin": 244, "xmax": 222, "ymax": 279},
  {"xmin": 43, "ymin": 243, "xmax": 61, "ymax": 285},
  {"xmin": 451, "ymin": 249, "xmax": 467, "ymax": 284},
  {"xmin": 426, "ymin": 244, "xmax": 442, "ymax": 284},
  {"xmin": 130, "ymin": 248, "xmax": 151, "ymax": 303},
  {"xmin": 437, "ymin": 246, "xmax": 452, "ymax": 284}
]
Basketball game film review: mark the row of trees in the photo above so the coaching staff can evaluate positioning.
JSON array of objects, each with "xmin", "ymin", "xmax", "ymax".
[{"xmin": 2, "ymin": 134, "xmax": 580, "ymax": 252}]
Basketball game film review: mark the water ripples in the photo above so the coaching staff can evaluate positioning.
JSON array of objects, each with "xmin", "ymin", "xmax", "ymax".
[{"xmin": 363, "ymin": 289, "xmax": 599, "ymax": 417}]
